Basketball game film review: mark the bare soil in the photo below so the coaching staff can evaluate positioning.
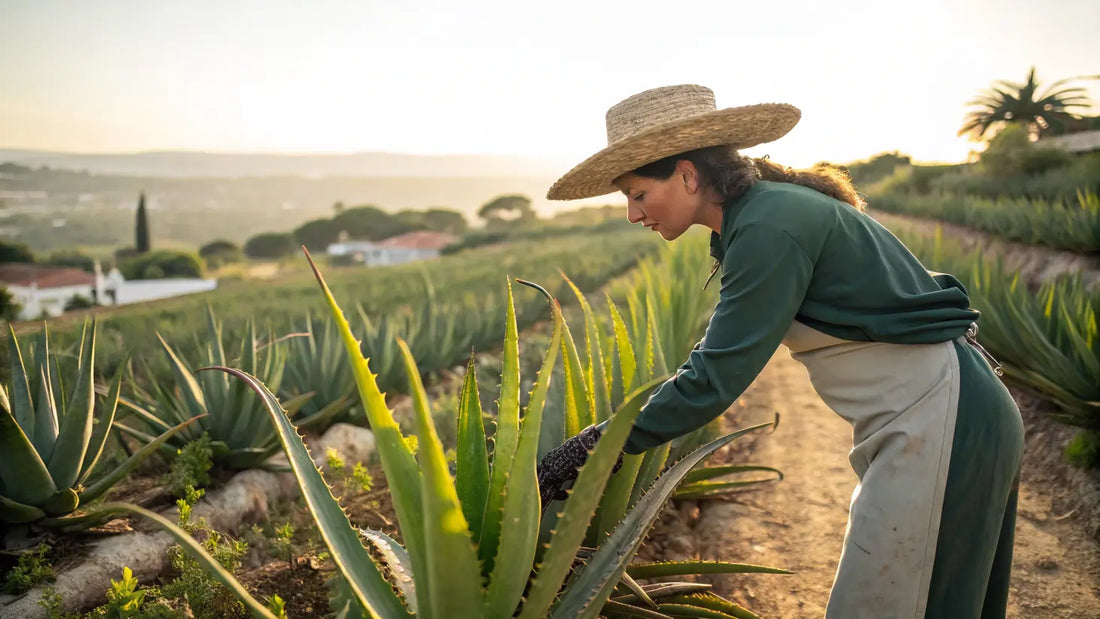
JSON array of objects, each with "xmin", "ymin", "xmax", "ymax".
[{"xmin": 681, "ymin": 349, "xmax": 1100, "ymax": 618}]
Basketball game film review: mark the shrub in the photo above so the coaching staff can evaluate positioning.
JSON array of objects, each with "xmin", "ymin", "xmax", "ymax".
[
  {"xmin": 45, "ymin": 249, "xmax": 96, "ymax": 272},
  {"xmin": 0, "ymin": 240, "xmax": 35, "ymax": 264},
  {"xmin": 64, "ymin": 294, "xmax": 95, "ymax": 311},
  {"xmin": 199, "ymin": 240, "xmax": 243, "ymax": 268},
  {"xmin": 244, "ymin": 232, "xmax": 296, "ymax": 259},
  {"xmin": 118, "ymin": 249, "xmax": 204, "ymax": 280}
]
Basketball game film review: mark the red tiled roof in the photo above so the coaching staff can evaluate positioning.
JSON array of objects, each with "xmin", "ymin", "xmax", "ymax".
[
  {"xmin": 377, "ymin": 231, "xmax": 459, "ymax": 250},
  {"xmin": 0, "ymin": 263, "xmax": 95, "ymax": 289}
]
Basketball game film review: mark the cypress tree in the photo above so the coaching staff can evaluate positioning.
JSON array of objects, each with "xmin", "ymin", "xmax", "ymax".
[{"xmin": 135, "ymin": 193, "xmax": 150, "ymax": 254}]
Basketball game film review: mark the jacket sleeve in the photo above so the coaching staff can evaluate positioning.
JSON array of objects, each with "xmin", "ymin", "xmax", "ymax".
[{"xmin": 619, "ymin": 224, "xmax": 814, "ymax": 454}]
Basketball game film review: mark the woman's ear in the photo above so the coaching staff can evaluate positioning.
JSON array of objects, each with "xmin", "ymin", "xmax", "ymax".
[{"xmin": 676, "ymin": 160, "xmax": 699, "ymax": 194}]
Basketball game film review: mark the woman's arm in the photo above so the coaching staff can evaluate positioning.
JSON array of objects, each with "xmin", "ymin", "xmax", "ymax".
[{"xmin": 620, "ymin": 224, "xmax": 814, "ymax": 454}]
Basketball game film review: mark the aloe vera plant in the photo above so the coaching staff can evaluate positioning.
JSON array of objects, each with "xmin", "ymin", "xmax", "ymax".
[
  {"xmin": 892, "ymin": 225, "xmax": 1099, "ymax": 426},
  {"xmin": 0, "ymin": 321, "xmax": 197, "ymax": 525},
  {"xmin": 115, "ymin": 307, "xmax": 320, "ymax": 469},
  {"xmin": 280, "ymin": 314, "xmax": 358, "ymax": 423},
  {"xmin": 91, "ymin": 253, "xmax": 785, "ymax": 618}
]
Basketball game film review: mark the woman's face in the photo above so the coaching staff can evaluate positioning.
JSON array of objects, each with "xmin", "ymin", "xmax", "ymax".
[{"xmin": 615, "ymin": 161, "xmax": 702, "ymax": 241}]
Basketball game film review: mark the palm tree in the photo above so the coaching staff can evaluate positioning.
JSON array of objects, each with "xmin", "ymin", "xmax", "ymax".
[{"xmin": 958, "ymin": 67, "xmax": 1097, "ymax": 140}]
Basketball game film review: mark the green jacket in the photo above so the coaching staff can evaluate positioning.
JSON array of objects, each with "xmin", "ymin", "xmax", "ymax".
[{"xmin": 617, "ymin": 180, "xmax": 979, "ymax": 454}]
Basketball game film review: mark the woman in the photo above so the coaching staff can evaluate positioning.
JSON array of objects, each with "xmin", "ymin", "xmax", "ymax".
[{"xmin": 536, "ymin": 84, "xmax": 1024, "ymax": 619}]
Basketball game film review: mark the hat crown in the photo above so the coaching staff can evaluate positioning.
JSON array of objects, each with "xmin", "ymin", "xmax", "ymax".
[{"xmin": 606, "ymin": 84, "xmax": 717, "ymax": 145}]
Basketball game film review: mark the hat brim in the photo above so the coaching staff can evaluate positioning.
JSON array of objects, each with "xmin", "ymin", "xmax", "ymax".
[{"xmin": 547, "ymin": 102, "xmax": 801, "ymax": 200}]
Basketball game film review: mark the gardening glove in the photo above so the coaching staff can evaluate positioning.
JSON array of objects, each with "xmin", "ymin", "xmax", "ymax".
[{"xmin": 537, "ymin": 425, "xmax": 622, "ymax": 511}]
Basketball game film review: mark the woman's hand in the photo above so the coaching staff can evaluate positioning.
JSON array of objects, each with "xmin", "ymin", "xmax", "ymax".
[{"xmin": 536, "ymin": 425, "xmax": 621, "ymax": 511}]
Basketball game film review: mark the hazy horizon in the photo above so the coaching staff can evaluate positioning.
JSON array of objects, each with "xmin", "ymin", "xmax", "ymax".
[{"xmin": 3, "ymin": 0, "xmax": 1098, "ymax": 171}]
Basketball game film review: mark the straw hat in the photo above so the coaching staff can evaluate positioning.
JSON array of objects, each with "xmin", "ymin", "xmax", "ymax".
[{"xmin": 547, "ymin": 85, "xmax": 801, "ymax": 200}]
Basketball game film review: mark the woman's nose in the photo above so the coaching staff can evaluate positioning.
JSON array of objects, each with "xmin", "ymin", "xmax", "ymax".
[{"xmin": 627, "ymin": 203, "xmax": 645, "ymax": 224}]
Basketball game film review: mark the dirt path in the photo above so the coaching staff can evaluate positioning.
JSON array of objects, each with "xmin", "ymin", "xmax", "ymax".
[{"xmin": 688, "ymin": 349, "xmax": 1100, "ymax": 619}]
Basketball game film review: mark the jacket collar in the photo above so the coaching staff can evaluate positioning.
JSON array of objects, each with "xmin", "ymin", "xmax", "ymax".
[{"xmin": 709, "ymin": 180, "xmax": 766, "ymax": 260}]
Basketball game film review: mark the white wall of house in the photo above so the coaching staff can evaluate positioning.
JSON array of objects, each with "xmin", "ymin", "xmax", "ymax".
[
  {"xmin": 110, "ymin": 278, "xmax": 217, "ymax": 305},
  {"xmin": 326, "ymin": 242, "xmax": 440, "ymax": 266},
  {"xmin": 364, "ymin": 247, "xmax": 439, "ymax": 266},
  {"xmin": 9, "ymin": 283, "xmax": 95, "ymax": 320}
]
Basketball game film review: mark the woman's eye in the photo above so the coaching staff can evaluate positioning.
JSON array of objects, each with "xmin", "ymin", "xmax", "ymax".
[{"xmin": 633, "ymin": 193, "xmax": 644, "ymax": 202}]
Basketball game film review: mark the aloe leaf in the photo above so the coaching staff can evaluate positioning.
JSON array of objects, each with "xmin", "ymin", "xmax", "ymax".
[
  {"xmin": 602, "ymin": 599, "xmax": 674, "ymax": 619},
  {"xmin": 552, "ymin": 421, "xmax": 776, "ymax": 619},
  {"xmin": 0, "ymin": 493, "xmax": 46, "ymax": 524},
  {"xmin": 629, "ymin": 443, "xmax": 670, "ymax": 508},
  {"xmin": 115, "ymin": 392, "xmax": 174, "ymax": 435},
  {"xmin": 619, "ymin": 572, "xmax": 659, "ymax": 609},
  {"xmin": 89, "ymin": 502, "xmax": 279, "ymax": 619},
  {"xmin": 292, "ymin": 393, "xmax": 350, "ymax": 430},
  {"xmin": 595, "ymin": 452, "xmax": 645, "ymax": 541},
  {"xmin": 397, "ymin": 340, "xmax": 485, "ymax": 616},
  {"xmin": 680, "ymin": 465, "xmax": 783, "ymax": 485},
  {"xmin": 560, "ymin": 312, "xmax": 592, "ymax": 437},
  {"xmin": 48, "ymin": 321, "xmax": 97, "ymax": 489},
  {"xmin": 673, "ymin": 479, "xmax": 781, "ymax": 501},
  {"xmin": 564, "ymin": 274, "xmax": 612, "ymax": 424},
  {"xmin": 611, "ymin": 582, "xmax": 713, "ymax": 603},
  {"xmin": 663, "ymin": 593, "xmax": 763, "ymax": 619},
  {"xmin": 31, "ymin": 332, "xmax": 58, "ymax": 457},
  {"xmin": 78, "ymin": 368, "xmax": 125, "ymax": 486},
  {"xmin": 479, "ymin": 279, "xmax": 521, "ymax": 574},
  {"xmin": 626, "ymin": 561, "xmax": 791, "ymax": 578},
  {"xmin": 0, "ymin": 398, "xmax": 58, "ymax": 505},
  {"xmin": 456, "ymin": 355, "xmax": 490, "ymax": 540},
  {"xmin": 80, "ymin": 414, "xmax": 205, "ymax": 503},
  {"xmin": 359, "ymin": 529, "xmax": 418, "ymax": 614},
  {"xmin": 485, "ymin": 286, "xmax": 563, "ymax": 617},
  {"xmin": 644, "ymin": 294, "xmax": 669, "ymax": 377},
  {"xmin": 7, "ymin": 325, "xmax": 36, "ymax": 443},
  {"xmin": 203, "ymin": 366, "xmax": 411, "ymax": 618},
  {"xmin": 304, "ymin": 248, "xmax": 426, "ymax": 614},
  {"xmin": 157, "ymin": 332, "xmax": 208, "ymax": 419},
  {"xmin": 655, "ymin": 603, "xmax": 740, "ymax": 618},
  {"xmin": 517, "ymin": 377, "xmax": 665, "ymax": 619},
  {"xmin": 608, "ymin": 298, "xmax": 637, "ymax": 395},
  {"xmin": 32, "ymin": 366, "xmax": 58, "ymax": 463},
  {"xmin": 111, "ymin": 421, "xmax": 170, "ymax": 455},
  {"xmin": 42, "ymin": 488, "xmax": 78, "ymax": 515}
]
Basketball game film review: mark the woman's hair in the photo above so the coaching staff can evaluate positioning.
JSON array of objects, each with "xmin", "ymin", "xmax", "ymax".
[{"xmin": 630, "ymin": 145, "xmax": 865, "ymax": 210}]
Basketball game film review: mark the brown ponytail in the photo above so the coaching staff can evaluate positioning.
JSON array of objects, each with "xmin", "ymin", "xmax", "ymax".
[
  {"xmin": 631, "ymin": 145, "xmax": 865, "ymax": 210},
  {"xmin": 751, "ymin": 156, "xmax": 865, "ymax": 210}
]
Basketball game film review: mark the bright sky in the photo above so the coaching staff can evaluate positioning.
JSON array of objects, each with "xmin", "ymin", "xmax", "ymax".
[{"xmin": 1, "ymin": 0, "xmax": 1097, "ymax": 169}]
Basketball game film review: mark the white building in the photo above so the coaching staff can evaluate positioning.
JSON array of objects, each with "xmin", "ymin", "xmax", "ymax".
[
  {"xmin": 0, "ymin": 264, "xmax": 96, "ymax": 320},
  {"xmin": 327, "ymin": 231, "xmax": 458, "ymax": 267},
  {"xmin": 0, "ymin": 262, "xmax": 218, "ymax": 321}
]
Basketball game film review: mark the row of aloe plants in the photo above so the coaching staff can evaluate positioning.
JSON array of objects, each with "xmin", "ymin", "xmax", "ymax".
[
  {"xmin": 108, "ymin": 282, "xmax": 547, "ymax": 471},
  {"xmin": 66, "ymin": 232, "xmax": 654, "ymax": 474},
  {"xmin": 83, "ymin": 249, "xmax": 788, "ymax": 618},
  {"xmin": 890, "ymin": 224, "xmax": 1099, "ymax": 431},
  {"xmin": 10, "ymin": 226, "xmax": 660, "ymax": 385},
  {"xmin": 0, "ymin": 226, "xmax": 692, "ymax": 526},
  {"xmin": 868, "ymin": 190, "xmax": 1100, "ymax": 253}
]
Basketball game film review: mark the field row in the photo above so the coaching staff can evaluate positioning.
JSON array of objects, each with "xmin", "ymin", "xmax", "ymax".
[{"xmin": 868, "ymin": 190, "xmax": 1100, "ymax": 253}]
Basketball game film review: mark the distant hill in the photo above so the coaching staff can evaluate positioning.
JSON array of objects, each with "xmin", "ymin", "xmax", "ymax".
[{"xmin": 0, "ymin": 149, "xmax": 571, "ymax": 179}]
